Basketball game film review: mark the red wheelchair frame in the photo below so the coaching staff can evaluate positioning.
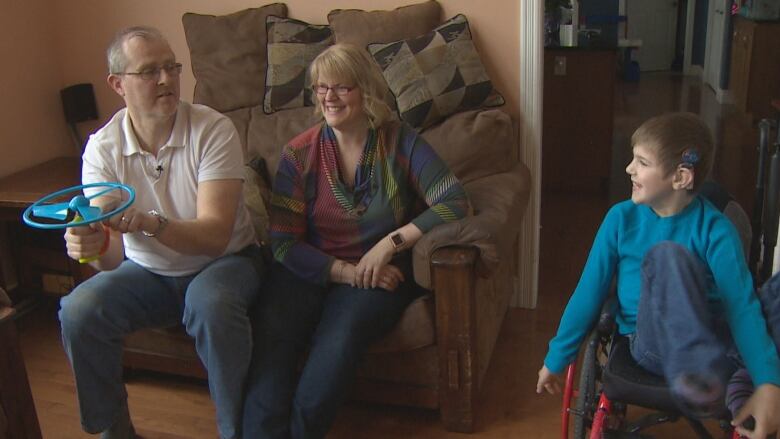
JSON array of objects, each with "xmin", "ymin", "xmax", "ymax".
[{"xmin": 559, "ymin": 330, "xmax": 742, "ymax": 439}]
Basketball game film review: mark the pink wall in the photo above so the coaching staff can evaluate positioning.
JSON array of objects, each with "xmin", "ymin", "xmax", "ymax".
[
  {"xmin": 52, "ymin": 0, "xmax": 521, "ymax": 130},
  {"xmin": 0, "ymin": 2, "xmax": 74, "ymax": 178},
  {"xmin": 2, "ymin": 0, "xmax": 520, "ymax": 177}
]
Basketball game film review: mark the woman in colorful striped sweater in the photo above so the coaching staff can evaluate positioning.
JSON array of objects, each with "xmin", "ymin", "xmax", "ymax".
[{"xmin": 242, "ymin": 44, "xmax": 469, "ymax": 439}]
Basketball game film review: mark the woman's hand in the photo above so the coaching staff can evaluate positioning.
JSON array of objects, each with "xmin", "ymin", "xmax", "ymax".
[
  {"xmin": 355, "ymin": 237, "xmax": 395, "ymax": 288},
  {"xmin": 373, "ymin": 264, "xmax": 405, "ymax": 292},
  {"xmin": 536, "ymin": 365, "xmax": 562, "ymax": 395}
]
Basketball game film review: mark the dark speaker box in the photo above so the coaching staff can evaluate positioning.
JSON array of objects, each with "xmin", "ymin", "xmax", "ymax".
[{"xmin": 61, "ymin": 83, "xmax": 98, "ymax": 124}]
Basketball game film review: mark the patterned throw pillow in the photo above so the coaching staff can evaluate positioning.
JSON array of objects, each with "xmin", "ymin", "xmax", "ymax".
[
  {"xmin": 263, "ymin": 16, "xmax": 333, "ymax": 114},
  {"xmin": 367, "ymin": 14, "xmax": 504, "ymax": 130}
]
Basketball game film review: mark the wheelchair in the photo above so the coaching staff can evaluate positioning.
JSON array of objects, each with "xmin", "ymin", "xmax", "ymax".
[
  {"xmin": 560, "ymin": 303, "xmax": 741, "ymax": 439},
  {"xmin": 559, "ymin": 181, "xmax": 752, "ymax": 439}
]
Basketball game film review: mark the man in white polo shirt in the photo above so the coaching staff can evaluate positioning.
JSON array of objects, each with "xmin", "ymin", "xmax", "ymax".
[{"xmin": 60, "ymin": 26, "xmax": 262, "ymax": 439}]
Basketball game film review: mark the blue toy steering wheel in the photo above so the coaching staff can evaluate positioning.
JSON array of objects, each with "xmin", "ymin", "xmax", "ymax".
[{"xmin": 22, "ymin": 182, "xmax": 136, "ymax": 230}]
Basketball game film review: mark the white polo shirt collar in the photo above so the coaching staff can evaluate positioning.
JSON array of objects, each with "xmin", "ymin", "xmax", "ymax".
[{"xmin": 120, "ymin": 106, "xmax": 186, "ymax": 157}]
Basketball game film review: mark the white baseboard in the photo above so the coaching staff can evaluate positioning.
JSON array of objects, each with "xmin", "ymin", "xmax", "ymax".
[
  {"xmin": 686, "ymin": 64, "xmax": 703, "ymax": 77},
  {"xmin": 715, "ymin": 88, "xmax": 733, "ymax": 104}
]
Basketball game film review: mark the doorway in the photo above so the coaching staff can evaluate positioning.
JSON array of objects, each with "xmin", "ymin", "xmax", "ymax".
[
  {"xmin": 703, "ymin": 0, "xmax": 731, "ymax": 99},
  {"xmin": 626, "ymin": 0, "xmax": 679, "ymax": 72}
]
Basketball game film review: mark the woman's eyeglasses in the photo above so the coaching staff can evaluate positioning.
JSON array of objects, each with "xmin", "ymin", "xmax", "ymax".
[{"xmin": 312, "ymin": 85, "xmax": 355, "ymax": 96}]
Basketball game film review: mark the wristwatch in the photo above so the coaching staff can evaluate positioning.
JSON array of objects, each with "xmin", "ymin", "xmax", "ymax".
[
  {"xmin": 389, "ymin": 232, "xmax": 405, "ymax": 253},
  {"xmin": 143, "ymin": 209, "xmax": 168, "ymax": 237}
]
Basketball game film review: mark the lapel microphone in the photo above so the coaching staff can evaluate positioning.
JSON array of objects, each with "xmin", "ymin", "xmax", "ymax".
[{"xmin": 155, "ymin": 164, "xmax": 164, "ymax": 178}]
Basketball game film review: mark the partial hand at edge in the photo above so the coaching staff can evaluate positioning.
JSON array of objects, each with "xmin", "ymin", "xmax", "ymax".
[
  {"xmin": 536, "ymin": 365, "xmax": 562, "ymax": 395},
  {"xmin": 732, "ymin": 383, "xmax": 780, "ymax": 439}
]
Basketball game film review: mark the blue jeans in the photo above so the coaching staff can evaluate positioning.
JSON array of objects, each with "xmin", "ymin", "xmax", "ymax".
[
  {"xmin": 242, "ymin": 263, "xmax": 420, "ymax": 439},
  {"xmin": 59, "ymin": 245, "xmax": 264, "ymax": 439},
  {"xmin": 630, "ymin": 241, "xmax": 780, "ymax": 416}
]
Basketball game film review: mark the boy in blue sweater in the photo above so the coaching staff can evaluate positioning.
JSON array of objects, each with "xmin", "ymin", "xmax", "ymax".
[{"xmin": 536, "ymin": 113, "xmax": 780, "ymax": 438}]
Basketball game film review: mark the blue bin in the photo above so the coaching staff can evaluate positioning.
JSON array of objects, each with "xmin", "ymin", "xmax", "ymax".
[{"xmin": 624, "ymin": 60, "xmax": 640, "ymax": 82}]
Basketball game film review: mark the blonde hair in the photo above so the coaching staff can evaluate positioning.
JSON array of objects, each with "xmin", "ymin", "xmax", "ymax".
[
  {"xmin": 309, "ymin": 44, "xmax": 393, "ymax": 128},
  {"xmin": 631, "ymin": 112, "xmax": 714, "ymax": 191}
]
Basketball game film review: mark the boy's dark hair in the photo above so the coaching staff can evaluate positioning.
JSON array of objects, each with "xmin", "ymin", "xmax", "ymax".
[{"xmin": 631, "ymin": 112, "xmax": 714, "ymax": 191}]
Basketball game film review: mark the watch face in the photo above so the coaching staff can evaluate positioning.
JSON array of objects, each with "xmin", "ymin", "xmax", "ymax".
[{"xmin": 391, "ymin": 233, "xmax": 404, "ymax": 247}]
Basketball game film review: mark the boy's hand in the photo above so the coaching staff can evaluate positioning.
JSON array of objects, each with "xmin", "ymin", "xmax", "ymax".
[
  {"xmin": 732, "ymin": 383, "xmax": 780, "ymax": 438},
  {"xmin": 536, "ymin": 365, "xmax": 562, "ymax": 395}
]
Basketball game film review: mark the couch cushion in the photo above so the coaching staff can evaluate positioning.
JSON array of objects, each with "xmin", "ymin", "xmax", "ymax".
[
  {"xmin": 421, "ymin": 108, "xmax": 515, "ymax": 184},
  {"xmin": 327, "ymin": 1, "xmax": 441, "ymax": 49},
  {"xmin": 223, "ymin": 108, "xmax": 251, "ymax": 158},
  {"xmin": 244, "ymin": 165, "xmax": 271, "ymax": 245},
  {"xmin": 368, "ymin": 294, "xmax": 435, "ymax": 353},
  {"xmin": 368, "ymin": 14, "xmax": 504, "ymax": 130},
  {"xmin": 246, "ymin": 106, "xmax": 322, "ymax": 178},
  {"xmin": 182, "ymin": 4, "xmax": 287, "ymax": 112},
  {"xmin": 264, "ymin": 16, "xmax": 333, "ymax": 114}
]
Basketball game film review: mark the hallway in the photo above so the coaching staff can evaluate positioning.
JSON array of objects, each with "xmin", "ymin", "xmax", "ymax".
[{"xmin": 17, "ymin": 72, "xmax": 761, "ymax": 438}]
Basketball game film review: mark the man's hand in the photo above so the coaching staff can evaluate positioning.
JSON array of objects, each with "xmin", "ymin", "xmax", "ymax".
[
  {"xmin": 64, "ymin": 222, "xmax": 106, "ymax": 261},
  {"xmin": 732, "ymin": 383, "xmax": 780, "ymax": 438},
  {"xmin": 103, "ymin": 206, "xmax": 155, "ymax": 235},
  {"xmin": 354, "ymin": 237, "xmax": 395, "ymax": 289},
  {"xmin": 537, "ymin": 365, "xmax": 563, "ymax": 395}
]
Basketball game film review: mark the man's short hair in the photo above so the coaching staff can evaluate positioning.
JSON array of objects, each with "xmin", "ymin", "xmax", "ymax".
[
  {"xmin": 107, "ymin": 26, "xmax": 167, "ymax": 74},
  {"xmin": 631, "ymin": 112, "xmax": 714, "ymax": 191}
]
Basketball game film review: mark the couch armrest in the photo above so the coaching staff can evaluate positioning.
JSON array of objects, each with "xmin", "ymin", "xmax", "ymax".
[
  {"xmin": 412, "ymin": 163, "xmax": 531, "ymax": 289},
  {"xmin": 430, "ymin": 245, "xmax": 478, "ymax": 432}
]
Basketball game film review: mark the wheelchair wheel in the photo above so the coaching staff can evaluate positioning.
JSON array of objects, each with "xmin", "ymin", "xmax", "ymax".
[{"xmin": 573, "ymin": 328, "xmax": 600, "ymax": 439}]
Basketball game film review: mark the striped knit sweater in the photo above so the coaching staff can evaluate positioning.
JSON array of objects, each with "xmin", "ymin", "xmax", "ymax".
[{"xmin": 270, "ymin": 121, "xmax": 469, "ymax": 285}]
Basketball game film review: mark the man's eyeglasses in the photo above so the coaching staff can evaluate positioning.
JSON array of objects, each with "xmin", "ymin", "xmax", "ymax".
[
  {"xmin": 117, "ymin": 63, "xmax": 183, "ymax": 81},
  {"xmin": 312, "ymin": 84, "xmax": 355, "ymax": 96}
]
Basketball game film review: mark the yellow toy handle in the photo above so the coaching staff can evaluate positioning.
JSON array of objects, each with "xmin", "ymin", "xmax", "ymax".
[{"xmin": 72, "ymin": 214, "xmax": 108, "ymax": 264}]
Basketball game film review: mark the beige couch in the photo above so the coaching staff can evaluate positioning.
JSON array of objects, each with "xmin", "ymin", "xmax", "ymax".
[{"xmin": 122, "ymin": 1, "xmax": 531, "ymax": 432}]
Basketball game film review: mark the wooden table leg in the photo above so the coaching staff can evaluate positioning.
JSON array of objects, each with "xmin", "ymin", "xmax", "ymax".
[{"xmin": 0, "ymin": 307, "xmax": 42, "ymax": 439}]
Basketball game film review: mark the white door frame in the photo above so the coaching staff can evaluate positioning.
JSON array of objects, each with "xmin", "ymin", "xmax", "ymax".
[
  {"xmin": 684, "ymin": 0, "xmax": 697, "ymax": 75},
  {"xmin": 703, "ymin": 0, "xmax": 731, "ymax": 102},
  {"xmin": 513, "ymin": 1, "xmax": 543, "ymax": 308}
]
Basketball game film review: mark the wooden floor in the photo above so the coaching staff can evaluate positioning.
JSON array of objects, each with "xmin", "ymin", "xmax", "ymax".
[{"xmin": 15, "ymin": 72, "xmax": 760, "ymax": 438}]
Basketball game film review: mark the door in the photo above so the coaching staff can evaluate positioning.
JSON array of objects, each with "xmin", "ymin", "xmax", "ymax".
[
  {"xmin": 704, "ymin": 0, "xmax": 729, "ymax": 90},
  {"xmin": 626, "ymin": 0, "xmax": 678, "ymax": 71},
  {"xmin": 729, "ymin": 18, "xmax": 753, "ymax": 111}
]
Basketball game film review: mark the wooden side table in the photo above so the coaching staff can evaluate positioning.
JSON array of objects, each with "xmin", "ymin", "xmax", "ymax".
[
  {"xmin": 0, "ymin": 305, "xmax": 42, "ymax": 439},
  {"xmin": 0, "ymin": 157, "xmax": 89, "ymax": 305}
]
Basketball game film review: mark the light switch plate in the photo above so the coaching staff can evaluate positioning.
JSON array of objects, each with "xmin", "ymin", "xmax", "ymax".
[{"xmin": 554, "ymin": 56, "xmax": 567, "ymax": 76}]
